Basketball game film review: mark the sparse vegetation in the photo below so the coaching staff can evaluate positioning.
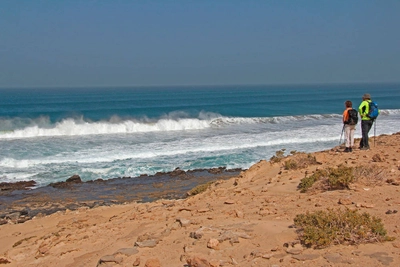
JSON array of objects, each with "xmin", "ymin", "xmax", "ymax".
[
  {"xmin": 327, "ymin": 165, "xmax": 354, "ymax": 189},
  {"xmin": 298, "ymin": 168, "xmax": 326, "ymax": 193},
  {"xmin": 298, "ymin": 164, "xmax": 386, "ymax": 193},
  {"xmin": 284, "ymin": 159, "xmax": 298, "ymax": 170},
  {"xmin": 353, "ymin": 165, "xmax": 386, "ymax": 186},
  {"xmin": 187, "ymin": 181, "xmax": 214, "ymax": 196},
  {"xmin": 294, "ymin": 208, "xmax": 393, "ymax": 249},
  {"xmin": 270, "ymin": 149, "xmax": 286, "ymax": 163},
  {"xmin": 284, "ymin": 153, "xmax": 318, "ymax": 170}
]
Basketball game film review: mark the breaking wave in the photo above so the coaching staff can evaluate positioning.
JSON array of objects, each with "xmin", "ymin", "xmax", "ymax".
[{"xmin": 0, "ymin": 109, "xmax": 398, "ymax": 140}]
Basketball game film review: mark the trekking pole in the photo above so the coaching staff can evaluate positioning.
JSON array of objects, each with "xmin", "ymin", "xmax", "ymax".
[
  {"xmin": 339, "ymin": 124, "xmax": 345, "ymax": 145},
  {"xmin": 374, "ymin": 119, "xmax": 376, "ymax": 146}
]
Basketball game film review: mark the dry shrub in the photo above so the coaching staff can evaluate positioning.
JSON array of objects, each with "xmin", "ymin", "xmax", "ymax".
[
  {"xmin": 294, "ymin": 208, "xmax": 393, "ymax": 249},
  {"xmin": 353, "ymin": 165, "xmax": 386, "ymax": 186},
  {"xmin": 298, "ymin": 165, "xmax": 354, "ymax": 192},
  {"xmin": 298, "ymin": 164, "xmax": 387, "ymax": 193},
  {"xmin": 270, "ymin": 149, "xmax": 286, "ymax": 163},
  {"xmin": 283, "ymin": 153, "xmax": 318, "ymax": 170},
  {"xmin": 187, "ymin": 181, "xmax": 214, "ymax": 196}
]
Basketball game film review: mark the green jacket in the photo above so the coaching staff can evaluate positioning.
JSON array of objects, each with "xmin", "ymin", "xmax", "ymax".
[{"xmin": 358, "ymin": 100, "xmax": 372, "ymax": 120}]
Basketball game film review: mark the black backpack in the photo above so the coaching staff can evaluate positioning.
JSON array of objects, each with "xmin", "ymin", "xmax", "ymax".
[{"xmin": 345, "ymin": 109, "xmax": 358, "ymax": 125}]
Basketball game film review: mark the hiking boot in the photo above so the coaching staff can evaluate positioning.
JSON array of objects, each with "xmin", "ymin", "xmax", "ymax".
[
  {"xmin": 360, "ymin": 146, "xmax": 370, "ymax": 150},
  {"xmin": 344, "ymin": 147, "xmax": 350, "ymax": 152},
  {"xmin": 349, "ymin": 148, "xmax": 353, "ymax": 152}
]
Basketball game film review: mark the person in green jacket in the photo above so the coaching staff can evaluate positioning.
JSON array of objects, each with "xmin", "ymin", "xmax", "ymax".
[{"xmin": 358, "ymin": 93, "xmax": 373, "ymax": 150}]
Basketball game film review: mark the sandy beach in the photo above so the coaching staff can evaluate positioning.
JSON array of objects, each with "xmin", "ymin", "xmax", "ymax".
[{"xmin": 1, "ymin": 132, "xmax": 400, "ymax": 267}]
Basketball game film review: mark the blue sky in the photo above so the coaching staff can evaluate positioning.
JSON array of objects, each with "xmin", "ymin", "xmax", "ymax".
[{"xmin": 1, "ymin": 0, "xmax": 399, "ymax": 87}]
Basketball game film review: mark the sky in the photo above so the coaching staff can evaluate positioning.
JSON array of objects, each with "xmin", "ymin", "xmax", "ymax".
[{"xmin": 1, "ymin": 0, "xmax": 399, "ymax": 88}]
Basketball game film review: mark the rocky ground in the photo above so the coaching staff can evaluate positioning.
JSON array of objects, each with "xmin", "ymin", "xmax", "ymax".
[
  {"xmin": 0, "ymin": 133, "xmax": 399, "ymax": 267},
  {"xmin": 0, "ymin": 167, "xmax": 241, "ymax": 225}
]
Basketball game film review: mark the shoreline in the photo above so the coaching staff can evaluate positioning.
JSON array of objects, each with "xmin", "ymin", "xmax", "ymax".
[
  {"xmin": 0, "ymin": 167, "xmax": 242, "ymax": 225},
  {"xmin": 1, "ymin": 132, "xmax": 400, "ymax": 267}
]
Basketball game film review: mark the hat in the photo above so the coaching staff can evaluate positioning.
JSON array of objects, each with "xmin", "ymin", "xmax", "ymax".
[{"xmin": 362, "ymin": 93, "xmax": 371, "ymax": 99}]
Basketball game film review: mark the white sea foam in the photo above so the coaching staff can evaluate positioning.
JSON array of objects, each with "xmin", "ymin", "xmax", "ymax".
[
  {"xmin": 1, "ymin": 110, "xmax": 398, "ymax": 140},
  {"xmin": 0, "ymin": 117, "xmax": 212, "ymax": 139}
]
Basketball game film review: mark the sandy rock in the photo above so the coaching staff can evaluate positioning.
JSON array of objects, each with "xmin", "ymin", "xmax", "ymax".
[
  {"xmin": 186, "ymin": 256, "xmax": 211, "ymax": 267},
  {"xmin": 177, "ymin": 217, "xmax": 191, "ymax": 227},
  {"xmin": 367, "ymin": 252, "xmax": 394, "ymax": 266},
  {"xmin": 144, "ymin": 258, "xmax": 161, "ymax": 267},
  {"xmin": 114, "ymin": 247, "xmax": 139, "ymax": 256},
  {"xmin": 133, "ymin": 257, "xmax": 141, "ymax": 266},
  {"xmin": 97, "ymin": 255, "xmax": 123, "ymax": 265},
  {"xmin": 218, "ymin": 230, "xmax": 251, "ymax": 243},
  {"xmin": 372, "ymin": 154, "xmax": 385, "ymax": 162},
  {"xmin": 234, "ymin": 209, "xmax": 244, "ymax": 218},
  {"xmin": 356, "ymin": 203, "xmax": 375, "ymax": 208},
  {"xmin": 262, "ymin": 253, "xmax": 273, "ymax": 259},
  {"xmin": 207, "ymin": 238, "xmax": 220, "ymax": 250},
  {"xmin": 135, "ymin": 239, "xmax": 158, "ymax": 248},
  {"xmin": 338, "ymin": 198, "xmax": 352, "ymax": 205},
  {"xmin": 286, "ymin": 244, "xmax": 303, "ymax": 255},
  {"xmin": 0, "ymin": 258, "xmax": 11, "ymax": 264},
  {"xmin": 292, "ymin": 254, "xmax": 320, "ymax": 261}
]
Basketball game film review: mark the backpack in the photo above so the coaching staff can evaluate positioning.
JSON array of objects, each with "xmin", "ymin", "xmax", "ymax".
[
  {"xmin": 345, "ymin": 109, "xmax": 358, "ymax": 125},
  {"xmin": 368, "ymin": 101, "xmax": 379, "ymax": 120}
]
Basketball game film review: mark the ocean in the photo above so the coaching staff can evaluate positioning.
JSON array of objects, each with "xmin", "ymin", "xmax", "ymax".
[{"xmin": 1, "ymin": 83, "xmax": 399, "ymax": 188}]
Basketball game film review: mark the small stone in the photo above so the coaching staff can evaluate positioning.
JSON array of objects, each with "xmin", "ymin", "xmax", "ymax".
[
  {"xmin": 144, "ymin": 258, "xmax": 161, "ymax": 267},
  {"xmin": 362, "ymin": 203, "xmax": 375, "ymax": 208},
  {"xmin": 292, "ymin": 254, "xmax": 320, "ymax": 261},
  {"xmin": 271, "ymin": 246, "xmax": 279, "ymax": 251},
  {"xmin": 286, "ymin": 248, "xmax": 302, "ymax": 255},
  {"xmin": 262, "ymin": 253, "xmax": 273, "ymax": 259},
  {"xmin": 338, "ymin": 198, "xmax": 352, "ymax": 205},
  {"xmin": 324, "ymin": 253, "xmax": 342, "ymax": 264},
  {"xmin": 0, "ymin": 258, "xmax": 11, "ymax": 264},
  {"xmin": 114, "ymin": 247, "xmax": 139, "ymax": 256},
  {"xmin": 177, "ymin": 218, "xmax": 191, "ymax": 227},
  {"xmin": 187, "ymin": 256, "xmax": 211, "ymax": 267},
  {"xmin": 261, "ymin": 186, "xmax": 268, "ymax": 192},
  {"xmin": 235, "ymin": 210, "xmax": 244, "ymax": 218},
  {"xmin": 133, "ymin": 257, "xmax": 141, "ymax": 266},
  {"xmin": 207, "ymin": 238, "xmax": 220, "ymax": 250},
  {"xmin": 392, "ymin": 242, "xmax": 400, "ymax": 248},
  {"xmin": 197, "ymin": 208, "xmax": 209, "ymax": 213},
  {"xmin": 99, "ymin": 255, "xmax": 123, "ymax": 264},
  {"xmin": 135, "ymin": 239, "xmax": 158, "ymax": 248}
]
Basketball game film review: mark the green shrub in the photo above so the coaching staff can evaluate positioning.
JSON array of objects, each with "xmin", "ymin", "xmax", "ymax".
[
  {"xmin": 298, "ymin": 169, "xmax": 327, "ymax": 192},
  {"xmin": 270, "ymin": 149, "xmax": 286, "ymax": 163},
  {"xmin": 284, "ymin": 159, "xmax": 298, "ymax": 170},
  {"xmin": 298, "ymin": 165, "xmax": 355, "ymax": 192},
  {"xmin": 284, "ymin": 153, "xmax": 318, "ymax": 170},
  {"xmin": 294, "ymin": 208, "xmax": 393, "ymax": 248},
  {"xmin": 188, "ymin": 181, "xmax": 214, "ymax": 196},
  {"xmin": 327, "ymin": 165, "xmax": 354, "ymax": 189}
]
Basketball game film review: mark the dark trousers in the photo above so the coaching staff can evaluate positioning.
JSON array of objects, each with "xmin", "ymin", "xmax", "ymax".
[{"xmin": 359, "ymin": 120, "xmax": 373, "ymax": 148}]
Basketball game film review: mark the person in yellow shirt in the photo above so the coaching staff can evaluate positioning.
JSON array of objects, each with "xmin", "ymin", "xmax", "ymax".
[{"xmin": 358, "ymin": 93, "xmax": 373, "ymax": 150}]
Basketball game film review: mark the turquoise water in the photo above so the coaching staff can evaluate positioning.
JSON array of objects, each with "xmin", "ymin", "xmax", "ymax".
[{"xmin": 1, "ymin": 83, "xmax": 399, "ymax": 187}]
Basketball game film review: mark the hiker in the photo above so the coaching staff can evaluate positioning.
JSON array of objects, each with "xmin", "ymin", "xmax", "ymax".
[
  {"xmin": 342, "ymin": 100, "xmax": 357, "ymax": 152},
  {"xmin": 358, "ymin": 93, "xmax": 374, "ymax": 150}
]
